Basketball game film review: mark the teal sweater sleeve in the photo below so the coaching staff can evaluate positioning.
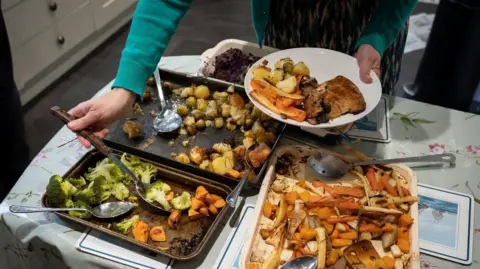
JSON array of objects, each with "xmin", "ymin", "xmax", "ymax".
[
  {"xmin": 113, "ymin": 0, "xmax": 192, "ymax": 95},
  {"xmin": 355, "ymin": 0, "xmax": 418, "ymax": 56}
]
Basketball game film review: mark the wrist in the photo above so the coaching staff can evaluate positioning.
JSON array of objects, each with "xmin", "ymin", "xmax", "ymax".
[{"xmin": 112, "ymin": 87, "xmax": 136, "ymax": 106}]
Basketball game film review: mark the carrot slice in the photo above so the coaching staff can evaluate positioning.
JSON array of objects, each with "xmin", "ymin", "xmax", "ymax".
[
  {"xmin": 313, "ymin": 181, "xmax": 365, "ymax": 198},
  {"xmin": 381, "ymin": 176, "xmax": 398, "ymax": 197},
  {"xmin": 366, "ymin": 168, "xmax": 381, "ymax": 190},
  {"xmin": 250, "ymin": 79, "xmax": 277, "ymax": 103},
  {"xmin": 326, "ymin": 216, "xmax": 358, "ymax": 224}
]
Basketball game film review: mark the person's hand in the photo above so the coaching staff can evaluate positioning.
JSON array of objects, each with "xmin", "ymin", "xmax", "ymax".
[
  {"xmin": 67, "ymin": 88, "xmax": 136, "ymax": 148},
  {"xmin": 355, "ymin": 44, "xmax": 381, "ymax": 84}
]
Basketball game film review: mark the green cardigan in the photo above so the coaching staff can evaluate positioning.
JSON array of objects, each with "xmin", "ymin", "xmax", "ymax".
[{"xmin": 113, "ymin": 0, "xmax": 417, "ymax": 96}]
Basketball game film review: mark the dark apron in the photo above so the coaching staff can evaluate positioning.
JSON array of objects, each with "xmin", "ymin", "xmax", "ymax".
[{"xmin": 264, "ymin": 0, "xmax": 408, "ymax": 94}]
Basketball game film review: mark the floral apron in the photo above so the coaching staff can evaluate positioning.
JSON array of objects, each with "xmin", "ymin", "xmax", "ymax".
[{"xmin": 264, "ymin": 0, "xmax": 408, "ymax": 94}]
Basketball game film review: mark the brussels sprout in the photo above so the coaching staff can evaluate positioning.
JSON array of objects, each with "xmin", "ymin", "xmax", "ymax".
[
  {"xmin": 264, "ymin": 69, "xmax": 284, "ymax": 85},
  {"xmin": 206, "ymin": 100, "xmax": 218, "ymax": 119},
  {"xmin": 186, "ymin": 96, "xmax": 196, "ymax": 108},
  {"xmin": 196, "ymin": 99, "xmax": 208, "ymax": 112},
  {"xmin": 274, "ymin": 58, "xmax": 294, "ymax": 73},
  {"xmin": 226, "ymin": 85, "xmax": 235, "ymax": 93},
  {"xmin": 214, "ymin": 117, "xmax": 224, "ymax": 129},
  {"xmin": 213, "ymin": 91, "xmax": 229, "ymax": 105},
  {"xmin": 226, "ymin": 121, "xmax": 236, "ymax": 131},
  {"xmin": 183, "ymin": 116, "xmax": 195, "ymax": 126},
  {"xmin": 180, "ymin": 87, "xmax": 194, "ymax": 98},
  {"xmin": 244, "ymin": 119, "xmax": 254, "ymax": 130},
  {"xmin": 195, "ymin": 119, "xmax": 206, "ymax": 130},
  {"xmin": 250, "ymin": 107, "xmax": 262, "ymax": 120},
  {"xmin": 194, "ymin": 85, "xmax": 210, "ymax": 99},
  {"xmin": 177, "ymin": 105, "xmax": 188, "ymax": 117},
  {"xmin": 191, "ymin": 109, "xmax": 205, "ymax": 120},
  {"xmin": 147, "ymin": 76, "xmax": 156, "ymax": 86},
  {"xmin": 221, "ymin": 104, "xmax": 231, "ymax": 118},
  {"xmin": 292, "ymin": 61, "xmax": 310, "ymax": 76},
  {"xmin": 186, "ymin": 125, "xmax": 197, "ymax": 136},
  {"xmin": 205, "ymin": 120, "xmax": 213, "ymax": 127}
]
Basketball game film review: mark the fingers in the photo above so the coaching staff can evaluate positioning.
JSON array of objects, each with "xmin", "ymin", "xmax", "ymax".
[
  {"xmin": 358, "ymin": 57, "xmax": 373, "ymax": 84},
  {"xmin": 77, "ymin": 129, "xmax": 109, "ymax": 148},
  {"xmin": 68, "ymin": 110, "xmax": 99, "ymax": 131},
  {"xmin": 95, "ymin": 129, "xmax": 110, "ymax": 138}
]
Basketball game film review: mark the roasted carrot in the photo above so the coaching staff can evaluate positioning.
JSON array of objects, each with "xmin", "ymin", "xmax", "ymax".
[
  {"xmin": 300, "ymin": 228, "xmax": 317, "ymax": 240},
  {"xmin": 276, "ymin": 97, "xmax": 296, "ymax": 109},
  {"xmin": 314, "ymin": 207, "xmax": 336, "ymax": 220},
  {"xmin": 402, "ymin": 186, "xmax": 411, "ymax": 196},
  {"xmin": 399, "ymin": 214, "xmax": 414, "ymax": 227},
  {"xmin": 326, "ymin": 216, "xmax": 358, "ymax": 224},
  {"xmin": 296, "ymin": 75, "xmax": 304, "ymax": 92},
  {"xmin": 299, "ymin": 191, "xmax": 310, "ymax": 203},
  {"xmin": 276, "ymin": 105, "xmax": 307, "ymax": 122},
  {"xmin": 336, "ymin": 200, "xmax": 362, "ymax": 210},
  {"xmin": 298, "ymin": 247, "xmax": 309, "ymax": 256},
  {"xmin": 322, "ymin": 221, "xmax": 334, "ymax": 234},
  {"xmin": 308, "ymin": 195, "xmax": 330, "ymax": 203},
  {"xmin": 263, "ymin": 201, "xmax": 274, "ymax": 218},
  {"xmin": 359, "ymin": 222, "xmax": 395, "ymax": 233},
  {"xmin": 250, "ymin": 79, "xmax": 277, "ymax": 103},
  {"xmin": 331, "ymin": 239, "xmax": 353, "ymax": 248},
  {"xmin": 297, "ymin": 180, "xmax": 307, "ymax": 189},
  {"xmin": 330, "ymin": 229, "xmax": 340, "ymax": 239},
  {"xmin": 381, "ymin": 177, "xmax": 398, "ymax": 197},
  {"xmin": 397, "ymin": 239, "xmax": 410, "ymax": 253},
  {"xmin": 382, "ymin": 256, "xmax": 396, "ymax": 269},
  {"xmin": 285, "ymin": 191, "xmax": 298, "ymax": 205},
  {"xmin": 366, "ymin": 168, "xmax": 381, "ymax": 190},
  {"xmin": 339, "ymin": 230, "xmax": 358, "ymax": 240},
  {"xmin": 382, "ymin": 223, "xmax": 395, "ymax": 232},
  {"xmin": 386, "ymin": 203, "xmax": 397, "ymax": 209},
  {"xmin": 313, "ymin": 181, "xmax": 365, "ymax": 198}
]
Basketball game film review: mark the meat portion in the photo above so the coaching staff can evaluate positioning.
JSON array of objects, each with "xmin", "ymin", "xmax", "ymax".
[
  {"xmin": 321, "ymin": 76, "xmax": 366, "ymax": 119},
  {"xmin": 301, "ymin": 75, "xmax": 366, "ymax": 124}
]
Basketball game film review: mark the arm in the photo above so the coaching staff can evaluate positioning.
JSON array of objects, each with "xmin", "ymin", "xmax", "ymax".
[
  {"xmin": 113, "ymin": 0, "xmax": 193, "ymax": 95},
  {"xmin": 355, "ymin": 0, "xmax": 418, "ymax": 56}
]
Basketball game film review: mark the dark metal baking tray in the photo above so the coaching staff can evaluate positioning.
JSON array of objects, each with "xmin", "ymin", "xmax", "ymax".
[
  {"xmin": 103, "ymin": 69, "xmax": 286, "ymax": 188},
  {"xmin": 41, "ymin": 149, "xmax": 232, "ymax": 260}
]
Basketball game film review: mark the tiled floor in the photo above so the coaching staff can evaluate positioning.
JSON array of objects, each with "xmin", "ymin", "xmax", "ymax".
[{"xmin": 22, "ymin": 0, "xmax": 437, "ymax": 159}]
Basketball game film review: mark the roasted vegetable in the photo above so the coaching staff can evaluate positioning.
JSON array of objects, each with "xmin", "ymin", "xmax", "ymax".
[
  {"xmin": 188, "ymin": 209, "xmax": 203, "ymax": 220},
  {"xmin": 195, "ymin": 119, "xmax": 206, "ymax": 130},
  {"xmin": 229, "ymin": 93, "xmax": 245, "ymax": 108},
  {"xmin": 226, "ymin": 121, "xmax": 236, "ymax": 131},
  {"xmin": 196, "ymin": 98, "xmax": 208, "ymax": 112},
  {"xmin": 150, "ymin": 226, "xmax": 166, "ymax": 242},
  {"xmin": 213, "ymin": 143, "xmax": 232, "ymax": 154},
  {"xmin": 122, "ymin": 121, "xmax": 142, "ymax": 139},
  {"xmin": 199, "ymin": 206, "xmax": 210, "ymax": 216},
  {"xmin": 252, "ymin": 65, "xmax": 271, "ymax": 80},
  {"xmin": 66, "ymin": 177, "xmax": 86, "ymax": 189},
  {"xmin": 250, "ymin": 107, "xmax": 262, "ymax": 120},
  {"xmin": 134, "ymin": 162, "xmax": 158, "ymax": 184},
  {"xmin": 194, "ymin": 85, "xmax": 210, "ymax": 99},
  {"xmin": 68, "ymin": 200, "xmax": 92, "ymax": 219},
  {"xmin": 247, "ymin": 143, "xmax": 272, "ymax": 168},
  {"xmin": 199, "ymin": 160, "xmax": 212, "ymax": 171},
  {"xmin": 292, "ymin": 61, "xmax": 310, "ymax": 76},
  {"xmin": 212, "ymin": 156, "xmax": 234, "ymax": 175},
  {"xmin": 114, "ymin": 214, "xmax": 139, "ymax": 234},
  {"xmin": 183, "ymin": 116, "xmax": 195, "ymax": 127},
  {"xmin": 168, "ymin": 209, "xmax": 181, "ymax": 229},
  {"xmin": 209, "ymin": 204, "xmax": 219, "ymax": 215},
  {"xmin": 214, "ymin": 117, "xmax": 224, "ymax": 128},
  {"xmin": 191, "ymin": 109, "xmax": 205, "ymax": 120},
  {"xmin": 274, "ymin": 58, "xmax": 294, "ymax": 73},
  {"xmin": 145, "ymin": 181, "xmax": 172, "ymax": 211},
  {"xmin": 243, "ymin": 137, "xmax": 256, "ymax": 149},
  {"xmin": 206, "ymin": 100, "xmax": 218, "ymax": 118},
  {"xmin": 175, "ymin": 152, "xmax": 190, "ymax": 164},
  {"xmin": 186, "ymin": 125, "xmax": 197, "ymax": 136},
  {"xmin": 46, "ymin": 175, "xmax": 78, "ymax": 207},
  {"xmin": 191, "ymin": 197, "xmax": 206, "ymax": 211},
  {"xmin": 265, "ymin": 68, "xmax": 284, "ymax": 85},
  {"xmin": 382, "ymin": 224, "xmax": 399, "ymax": 248},
  {"xmin": 213, "ymin": 91, "xmax": 229, "ymax": 105},
  {"xmin": 132, "ymin": 221, "xmax": 150, "ymax": 243},
  {"xmin": 195, "ymin": 186, "xmax": 209, "ymax": 200},
  {"xmin": 180, "ymin": 87, "xmax": 194, "ymax": 98},
  {"xmin": 172, "ymin": 191, "xmax": 192, "ymax": 211},
  {"xmin": 275, "ymin": 76, "xmax": 297, "ymax": 94},
  {"xmin": 316, "ymin": 227, "xmax": 327, "ymax": 269},
  {"xmin": 189, "ymin": 146, "xmax": 206, "ymax": 164},
  {"xmin": 221, "ymin": 104, "xmax": 231, "ymax": 117},
  {"xmin": 112, "ymin": 182, "xmax": 129, "ymax": 201},
  {"xmin": 186, "ymin": 96, "xmax": 196, "ymax": 108}
]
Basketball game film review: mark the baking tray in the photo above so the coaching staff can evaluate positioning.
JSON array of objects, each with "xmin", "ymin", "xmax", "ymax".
[
  {"xmin": 104, "ymin": 69, "xmax": 286, "ymax": 188},
  {"xmin": 239, "ymin": 145, "xmax": 420, "ymax": 269},
  {"xmin": 42, "ymin": 149, "xmax": 232, "ymax": 260},
  {"xmin": 198, "ymin": 39, "xmax": 278, "ymax": 87}
]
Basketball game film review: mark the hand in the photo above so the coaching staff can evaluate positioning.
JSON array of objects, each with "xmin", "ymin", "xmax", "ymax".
[
  {"xmin": 355, "ymin": 44, "xmax": 381, "ymax": 84},
  {"xmin": 68, "ymin": 88, "xmax": 136, "ymax": 148}
]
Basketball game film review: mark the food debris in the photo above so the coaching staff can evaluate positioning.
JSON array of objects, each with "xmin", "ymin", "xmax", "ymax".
[
  {"xmin": 168, "ymin": 139, "xmax": 175, "ymax": 147},
  {"xmin": 143, "ymin": 90, "xmax": 152, "ymax": 101},
  {"xmin": 170, "ymin": 152, "xmax": 177, "ymax": 158},
  {"xmin": 137, "ymin": 137, "xmax": 154, "ymax": 150},
  {"xmin": 122, "ymin": 121, "xmax": 142, "ymax": 139},
  {"xmin": 182, "ymin": 140, "xmax": 190, "ymax": 148},
  {"xmin": 150, "ymin": 110, "xmax": 160, "ymax": 117},
  {"xmin": 163, "ymin": 81, "xmax": 173, "ymax": 88},
  {"xmin": 133, "ymin": 103, "xmax": 144, "ymax": 115}
]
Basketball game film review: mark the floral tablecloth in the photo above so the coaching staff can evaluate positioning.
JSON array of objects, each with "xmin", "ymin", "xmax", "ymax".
[{"xmin": 1, "ymin": 56, "xmax": 478, "ymax": 269}]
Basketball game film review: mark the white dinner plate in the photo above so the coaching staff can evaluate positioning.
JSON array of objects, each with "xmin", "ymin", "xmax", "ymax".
[{"xmin": 243, "ymin": 47, "xmax": 382, "ymax": 128}]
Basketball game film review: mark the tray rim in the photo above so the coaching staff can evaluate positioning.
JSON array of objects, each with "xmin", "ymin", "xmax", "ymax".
[
  {"xmin": 239, "ymin": 145, "xmax": 421, "ymax": 269},
  {"xmin": 42, "ymin": 149, "xmax": 233, "ymax": 261}
]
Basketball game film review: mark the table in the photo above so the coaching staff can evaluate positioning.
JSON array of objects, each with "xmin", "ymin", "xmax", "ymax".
[{"xmin": 1, "ymin": 56, "xmax": 478, "ymax": 269}]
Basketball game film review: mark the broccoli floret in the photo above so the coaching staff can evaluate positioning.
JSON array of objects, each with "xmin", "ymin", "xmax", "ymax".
[
  {"xmin": 171, "ymin": 191, "xmax": 192, "ymax": 211},
  {"xmin": 114, "ymin": 214, "xmax": 139, "ymax": 234},
  {"xmin": 66, "ymin": 177, "xmax": 87, "ymax": 189},
  {"xmin": 46, "ymin": 175, "xmax": 78, "ymax": 207},
  {"xmin": 145, "ymin": 181, "xmax": 172, "ymax": 211},
  {"xmin": 134, "ymin": 163, "xmax": 158, "ymax": 184},
  {"xmin": 65, "ymin": 199, "xmax": 75, "ymax": 208},
  {"xmin": 128, "ymin": 196, "xmax": 138, "ymax": 207},
  {"xmin": 73, "ymin": 181, "xmax": 101, "ymax": 205},
  {"xmin": 112, "ymin": 182, "xmax": 129, "ymax": 201},
  {"xmin": 68, "ymin": 200, "xmax": 92, "ymax": 219},
  {"xmin": 92, "ymin": 176, "xmax": 113, "ymax": 203},
  {"xmin": 120, "ymin": 153, "xmax": 142, "ymax": 169}
]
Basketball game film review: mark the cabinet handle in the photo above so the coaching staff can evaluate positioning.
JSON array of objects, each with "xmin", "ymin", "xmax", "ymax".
[
  {"xmin": 48, "ymin": 1, "xmax": 57, "ymax": 11},
  {"xmin": 57, "ymin": 36, "xmax": 65, "ymax": 45}
]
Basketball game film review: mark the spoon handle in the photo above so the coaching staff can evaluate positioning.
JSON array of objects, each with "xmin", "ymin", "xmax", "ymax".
[
  {"xmin": 353, "ymin": 153, "xmax": 456, "ymax": 167},
  {"xmin": 226, "ymin": 169, "xmax": 251, "ymax": 208},
  {"xmin": 9, "ymin": 205, "xmax": 88, "ymax": 213},
  {"xmin": 153, "ymin": 69, "xmax": 167, "ymax": 111}
]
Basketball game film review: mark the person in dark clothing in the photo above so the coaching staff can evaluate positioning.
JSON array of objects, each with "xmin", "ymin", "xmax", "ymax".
[{"xmin": 0, "ymin": 5, "xmax": 30, "ymax": 201}]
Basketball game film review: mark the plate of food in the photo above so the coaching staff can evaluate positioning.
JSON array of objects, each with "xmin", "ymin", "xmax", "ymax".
[
  {"xmin": 240, "ymin": 145, "xmax": 420, "ymax": 269},
  {"xmin": 244, "ymin": 48, "xmax": 382, "ymax": 128}
]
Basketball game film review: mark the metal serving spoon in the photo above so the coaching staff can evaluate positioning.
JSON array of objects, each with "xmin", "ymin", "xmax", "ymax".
[
  {"xmin": 226, "ymin": 144, "xmax": 259, "ymax": 208},
  {"xmin": 307, "ymin": 152, "xmax": 456, "ymax": 178},
  {"xmin": 9, "ymin": 202, "xmax": 134, "ymax": 219},
  {"xmin": 152, "ymin": 68, "xmax": 182, "ymax": 134},
  {"xmin": 50, "ymin": 106, "xmax": 170, "ymax": 213},
  {"xmin": 281, "ymin": 256, "xmax": 317, "ymax": 269}
]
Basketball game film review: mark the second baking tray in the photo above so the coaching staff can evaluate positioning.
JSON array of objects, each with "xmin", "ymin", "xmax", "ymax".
[
  {"xmin": 104, "ymin": 69, "xmax": 286, "ymax": 188},
  {"xmin": 42, "ymin": 149, "xmax": 232, "ymax": 260}
]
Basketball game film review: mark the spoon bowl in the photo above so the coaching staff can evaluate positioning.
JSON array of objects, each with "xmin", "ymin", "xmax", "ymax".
[
  {"xmin": 10, "ymin": 201, "xmax": 135, "ymax": 219},
  {"xmin": 281, "ymin": 255, "xmax": 317, "ymax": 269},
  {"xmin": 152, "ymin": 69, "xmax": 182, "ymax": 135}
]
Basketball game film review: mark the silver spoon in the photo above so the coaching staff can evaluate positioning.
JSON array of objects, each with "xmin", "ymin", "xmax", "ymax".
[
  {"xmin": 226, "ymin": 144, "xmax": 259, "ymax": 208},
  {"xmin": 152, "ymin": 69, "xmax": 182, "ymax": 134},
  {"xmin": 281, "ymin": 256, "xmax": 317, "ymax": 269},
  {"xmin": 307, "ymin": 153, "xmax": 456, "ymax": 178},
  {"xmin": 50, "ymin": 106, "xmax": 170, "ymax": 213},
  {"xmin": 9, "ymin": 202, "xmax": 134, "ymax": 219}
]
